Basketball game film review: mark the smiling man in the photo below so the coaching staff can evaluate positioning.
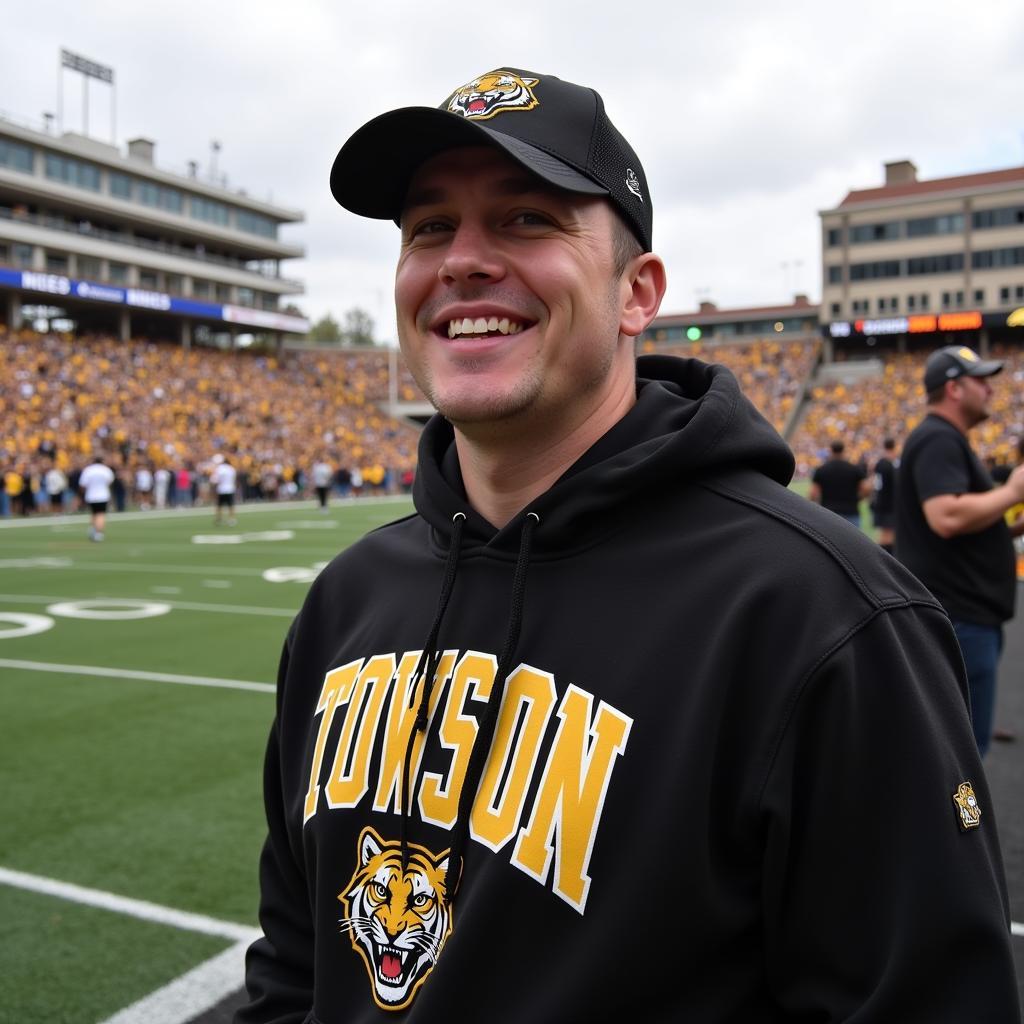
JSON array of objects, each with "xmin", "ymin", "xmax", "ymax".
[{"xmin": 237, "ymin": 70, "xmax": 1020, "ymax": 1022}]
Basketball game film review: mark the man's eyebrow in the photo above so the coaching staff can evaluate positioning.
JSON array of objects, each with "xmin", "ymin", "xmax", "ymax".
[{"xmin": 402, "ymin": 176, "xmax": 564, "ymax": 215}]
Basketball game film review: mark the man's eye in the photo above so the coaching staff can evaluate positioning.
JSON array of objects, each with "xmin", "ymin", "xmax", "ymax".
[
  {"xmin": 406, "ymin": 219, "xmax": 451, "ymax": 239},
  {"xmin": 510, "ymin": 211, "xmax": 552, "ymax": 227}
]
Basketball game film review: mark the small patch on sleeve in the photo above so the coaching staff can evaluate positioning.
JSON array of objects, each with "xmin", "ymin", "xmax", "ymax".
[{"xmin": 952, "ymin": 781, "xmax": 982, "ymax": 831}]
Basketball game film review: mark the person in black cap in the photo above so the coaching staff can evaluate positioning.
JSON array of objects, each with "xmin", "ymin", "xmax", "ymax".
[
  {"xmin": 237, "ymin": 72, "xmax": 1020, "ymax": 1022},
  {"xmin": 896, "ymin": 344, "xmax": 1024, "ymax": 756}
]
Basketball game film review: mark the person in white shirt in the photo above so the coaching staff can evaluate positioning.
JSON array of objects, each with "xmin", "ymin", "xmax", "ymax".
[
  {"xmin": 78, "ymin": 456, "xmax": 115, "ymax": 541},
  {"xmin": 211, "ymin": 454, "xmax": 238, "ymax": 525},
  {"xmin": 153, "ymin": 467, "xmax": 171, "ymax": 509},
  {"xmin": 135, "ymin": 464, "xmax": 154, "ymax": 510},
  {"xmin": 45, "ymin": 466, "xmax": 68, "ymax": 514},
  {"xmin": 311, "ymin": 458, "xmax": 334, "ymax": 513}
]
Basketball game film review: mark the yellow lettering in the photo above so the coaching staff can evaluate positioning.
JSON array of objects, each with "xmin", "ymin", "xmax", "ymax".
[
  {"xmin": 324, "ymin": 654, "xmax": 395, "ymax": 809},
  {"xmin": 512, "ymin": 685, "xmax": 631, "ymax": 914},
  {"xmin": 373, "ymin": 650, "xmax": 455, "ymax": 813},
  {"xmin": 471, "ymin": 665, "xmax": 557, "ymax": 852},
  {"xmin": 303, "ymin": 660, "xmax": 361, "ymax": 823},
  {"xmin": 419, "ymin": 651, "xmax": 497, "ymax": 829}
]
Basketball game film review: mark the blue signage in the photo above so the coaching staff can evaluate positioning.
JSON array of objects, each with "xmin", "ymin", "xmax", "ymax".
[{"xmin": 2, "ymin": 269, "xmax": 251, "ymax": 325}]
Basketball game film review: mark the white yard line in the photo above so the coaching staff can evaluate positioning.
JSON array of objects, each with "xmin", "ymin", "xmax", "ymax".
[
  {"xmin": 0, "ymin": 592, "xmax": 295, "ymax": 617},
  {"xmin": 0, "ymin": 560, "xmax": 269, "ymax": 576},
  {"xmin": 0, "ymin": 866, "xmax": 258, "ymax": 942},
  {"xmin": 0, "ymin": 866, "xmax": 259, "ymax": 1024},
  {"xmin": 0, "ymin": 658, "xmax": 274, "ymax": 693},
  {"xmin": 97, "ymin": 941, "xmax": 251, "ymax": 1024},
  {"xmin": 0, "ymin": 495, "xmax": 410, "ymax": 529}
]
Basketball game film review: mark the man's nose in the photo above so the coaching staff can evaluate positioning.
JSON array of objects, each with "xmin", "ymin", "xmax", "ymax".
[{"xmin": 438, "ymin": 223, "xmax": 505, "ymax": 286}]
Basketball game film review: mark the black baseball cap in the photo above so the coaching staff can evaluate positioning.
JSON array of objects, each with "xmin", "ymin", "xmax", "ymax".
[
  {"xmin": 923, "ymin": 345, "xmax": 1003, "ymax": 392},
  {"xmin": 330, "ymin": 68, "xmax": 653, "ymax": 252}
]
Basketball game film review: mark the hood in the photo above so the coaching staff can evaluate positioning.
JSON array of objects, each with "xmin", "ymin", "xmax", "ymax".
[{"xmin": 412, "ymin": 354, "xmax": 794, "ymax": 554}]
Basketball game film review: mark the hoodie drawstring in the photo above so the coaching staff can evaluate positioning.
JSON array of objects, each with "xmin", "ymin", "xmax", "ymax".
[
  {"xmin": 444, "ymin": 511, "xmax": 538, "ymax": 902},
  {"xmin": 398, "ymin": 510, "xmax": 540, "ymax": 903},
  {"xmin": 400, "ymin": 511, "xmax": 466, "ymax": 870}
]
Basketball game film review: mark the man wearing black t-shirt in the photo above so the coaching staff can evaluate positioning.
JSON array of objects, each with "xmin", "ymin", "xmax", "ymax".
[
  {"xmin": 810, "ymin": 440, "xmax": 870, "ymax": 527},
  {"xmin": 896, "ymin": 345, "xmax": 1024, "ymax": 755},
  {"xmin": 870, "ymin": 437, "xmax": 899, "ymax": 554}
]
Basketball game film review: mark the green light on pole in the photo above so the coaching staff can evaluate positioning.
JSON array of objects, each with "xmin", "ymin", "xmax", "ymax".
[{"xmin": 686, "ymin": 326, "xmax": 702, "ymax": 342}]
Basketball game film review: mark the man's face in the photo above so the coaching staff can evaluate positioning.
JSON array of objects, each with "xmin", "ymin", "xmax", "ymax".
[
  {"xmin": 394, "ymin": 146, "xmax": 635, "ymax": 433},
  {"xmin": 955, "ymin": 374, "xmax": 994, "ymax": 426}
]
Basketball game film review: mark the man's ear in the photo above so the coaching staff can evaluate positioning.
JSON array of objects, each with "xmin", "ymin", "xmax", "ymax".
[{"xmin": 619, "ymin": 253, "xmax": 667, "ymax": 339}]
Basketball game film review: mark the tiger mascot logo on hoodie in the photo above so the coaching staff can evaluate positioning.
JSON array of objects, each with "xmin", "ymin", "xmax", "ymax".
[
  {"xmin": 339, "ymin": 827, "xmax": 454, "ymax": 1011},
  {"xmin": 447, "ymin": 71, "xmax": 539, "ymax": 121}
]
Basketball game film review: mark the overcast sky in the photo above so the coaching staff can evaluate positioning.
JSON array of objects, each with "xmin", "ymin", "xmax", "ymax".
[{"xmin": 6, "ymin": 0, "xmax": 1024, "ymax": 340}]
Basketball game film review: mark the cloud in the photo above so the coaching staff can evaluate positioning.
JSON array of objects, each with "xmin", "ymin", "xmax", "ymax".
[{"xmin": 4, "ymin": 0, "xmax": 1023, "ymax": 326}]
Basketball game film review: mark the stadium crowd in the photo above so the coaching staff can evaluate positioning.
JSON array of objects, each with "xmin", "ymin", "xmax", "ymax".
[
  {"xmin": 6, "ymin": 327, "xmax": 1024, "ymax": 518},
  {"xmin": 789, "ymin": 344, "xmax": 1024, "ymax": 478},
  {"xmin": 0, "ymin": 328, "xmax": 422, "ymax": 516}
]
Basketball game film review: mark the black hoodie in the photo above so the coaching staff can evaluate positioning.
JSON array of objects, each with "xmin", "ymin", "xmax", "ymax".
[{"xmin": 239, "ymin": 355, "xmax": 1019, "ymax": 1023}]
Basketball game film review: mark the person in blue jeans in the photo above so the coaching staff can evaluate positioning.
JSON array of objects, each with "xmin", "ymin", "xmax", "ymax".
[{"xmin": 896, "ymin": 345, "xmax": 1024, "ymax": 755}]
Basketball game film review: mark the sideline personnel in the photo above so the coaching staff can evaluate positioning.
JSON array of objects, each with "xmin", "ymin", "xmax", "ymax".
[
  {"xmin": 897, "ymin": 345, "xmax": 1024, "ymax": 756},
  {"xmin": 238, "ymin": 71, "xmax": 1019, "ymax": 1022}
]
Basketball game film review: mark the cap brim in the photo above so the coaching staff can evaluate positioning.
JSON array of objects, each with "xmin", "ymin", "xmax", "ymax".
[
  {"xmin": 330, "ymin": 107, "xmax": 608, "ymax": 221},
  {"xmin": 966, "ymin": 359, "xmax": 1004, "ymax": 378}
]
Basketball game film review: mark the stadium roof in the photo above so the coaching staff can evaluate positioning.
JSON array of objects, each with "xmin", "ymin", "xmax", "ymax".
[
  {"xmin": 652, "ymin": 295, "xmax": 819, "ymax": 327},
  {"xmin": 836, "ymin": 165, "xmax": 1024, "ymax": 209}
]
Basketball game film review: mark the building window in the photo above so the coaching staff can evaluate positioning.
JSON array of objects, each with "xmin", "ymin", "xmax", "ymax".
[
  {"xmin": 1017, "ymin": 286, "xmax": 1024, "ymax": 301},
  {"xmin": 44, "ymin": 153, "xmax": 101, "ymax": 191},
  {"xmin": 108, "ymin": 262, "xmax": 129, "ymax": 284},
  {"xmin": 191, "ymin": 196, "xmax": 229, "ymax": 226},
  {"xmin": 906, "ymin": 213, "xmax": 964, "ymax": 237},
  {"xmin": 849, "ymin": 221, "xmax": 901, "ymax": 243},
  {"xmin": 826, "ymin": 227, "xmax": 842, "ymax": 247},
  {"xmin": 920, "ymin": 293, "xmax": 930, "ymax": 310},
  {"xmin": 14, "ymin": 243, "xmax": 34, "ymax": 268},
  {"xmin": 852, "ymin": 299, "xmax": 869, "ymax": 314},
  {"xmin": 109, "ymin": 172, "xmax": 132, "ymax": 199},
  {"xmin": 0, "ymin": 139, "xmax": 33, "ymax": 173},
  {"xmin": 165, "ymin": 273, "xmax": 183, "ymax": 296},
  {"xmin": 45, "ymin": 251, "xmax": 69, "ymax": 274},
  {"xmin": 849, "ymin": 259, "xmax": 902, "ymax": 281},
  {"xmin": 972, "ymin": 246, "xmax": 1024, "ymax": 269},
  {"xmin": 236, "ymin": 210, "xmax": 277, "ymax": 239},
  {"xmin": 973, "ymin": 288, "xmax": 985, "ymax": 304},
  {"xmin": 1001, "ymin": 286, "xmax": 1011, "ymax": 302},
  {"xmin": 215, "ymin": 282, "xmax": 231, "ymax": 302},
  {"xmin": 907, "ymin": 295, "xmax": 916, "ymax": 310},
  {"xmin": 138, "ymin": 269, "xmax": 159, "ymax": 290},
  {"xmin": 137, "ymin": 181, "xmax": 183, "ymax": 214},
  {"xmin": 972, "ymin": 206, "xmax": 1024, "ymax": 230},
  {"xmin": 827, "ymin": 265, "xmax": 843, "ymax": 284},
  {"xmin": 830, "ymin": 302, "xmax": 841, "ymax": 316},
  {"xmin": 77, "ymin": 255, "xmax": 102, "ymax": 279},
  {"xmin": 237, "ymin": 287, "xmax": 255, "ymax": 307},
  {"xmin": 192, "ymin": 279, "xmax": 211, "ymax": 298},
  {"xmin": 906, "ymin": 253, "xmax": 964, "ymax": 275}
]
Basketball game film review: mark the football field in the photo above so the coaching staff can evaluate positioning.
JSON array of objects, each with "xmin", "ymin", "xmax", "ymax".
[
  {"xmin": 0, "ymin": 499, "xmax": 412, "ymax": 1023},
  {"xmin": 2, "ymin": 497, "xmax": 1021, "ymax": 1020}
]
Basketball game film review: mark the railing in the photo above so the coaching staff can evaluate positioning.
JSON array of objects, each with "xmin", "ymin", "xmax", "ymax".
[{"xmin": 0, "ymin": 205, "xmax": 303, "ymax": 288}]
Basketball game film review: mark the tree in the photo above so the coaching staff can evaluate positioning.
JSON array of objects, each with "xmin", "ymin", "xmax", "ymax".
[
  {"xmin": 341, "ymin": 307, "xmax": 375, "ymax": 347},
  {"xmin": 309, "ymin": 313, "xmax": 342, "ymax": 344}
]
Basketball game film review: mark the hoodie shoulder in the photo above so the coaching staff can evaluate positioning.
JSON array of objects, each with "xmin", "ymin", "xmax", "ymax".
[{"xmin": 699, "ymin": 469, "xmax": 942, "ymax": 612}]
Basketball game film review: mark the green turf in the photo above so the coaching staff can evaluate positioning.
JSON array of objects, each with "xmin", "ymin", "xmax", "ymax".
[
  {"xmin": 0, "ymin": 499, "xmax": 412, "ymax": 1018},
  {"xmin": 0, "ymin": 885, "xmax": 229, "ymax": 1024}
]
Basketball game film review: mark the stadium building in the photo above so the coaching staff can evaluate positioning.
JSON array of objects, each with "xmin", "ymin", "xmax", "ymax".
[
  {"xmin": 820, "ymin": 160, "xmax": 1024, "ymax": 356},
  {"xmin": 640, "ymin": 294, "xmax": 820, "ymax": 346},
  {"xmin": 0, "ymin": 114, "xmax": 308, "ymax": 346}
]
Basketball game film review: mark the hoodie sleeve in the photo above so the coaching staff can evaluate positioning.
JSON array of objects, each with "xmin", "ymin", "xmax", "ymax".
[
  {"xmin": 759, "ymin": 603, "xmax": 1019, "ymax": 1021},
  {"xmin": 235, "ymin": 631, "xmax": 314, "ymax": 1024}
]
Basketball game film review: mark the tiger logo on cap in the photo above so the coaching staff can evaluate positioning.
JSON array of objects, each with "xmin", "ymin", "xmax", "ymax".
[{"xmin": 447, "ymin": 71, "xmax": 539, "ymax": 121}]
